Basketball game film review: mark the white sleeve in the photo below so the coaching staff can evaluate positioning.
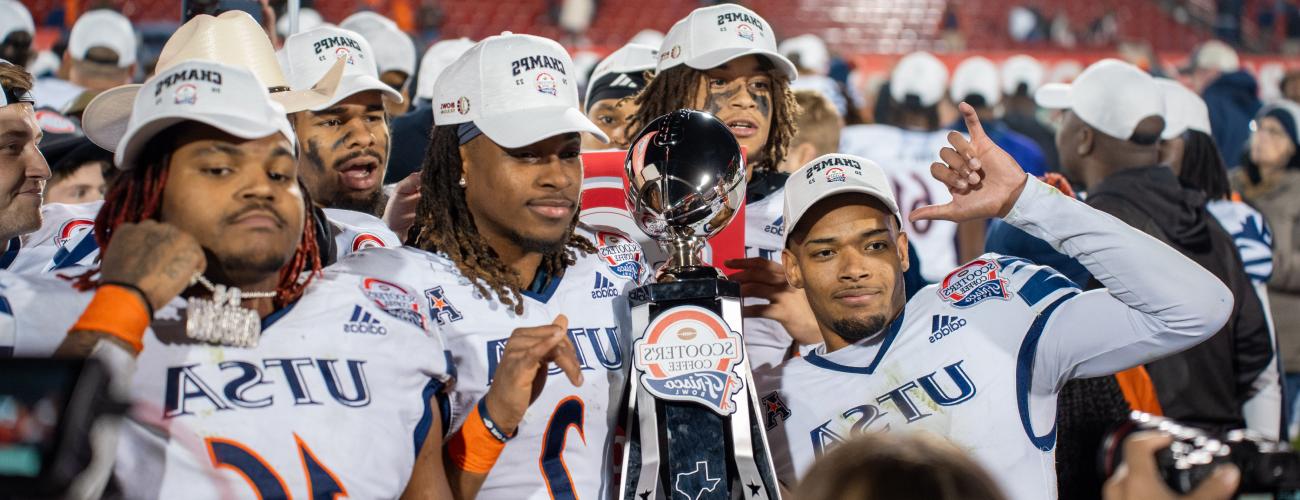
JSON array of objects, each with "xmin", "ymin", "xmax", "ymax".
[
  {"xmin": 1000, "ymin": 177, "xmax": 1234, "ymax": 394},
  {"xmin": 1243, "ymin": 283, "xmax": 1283, "ymax": 439}
]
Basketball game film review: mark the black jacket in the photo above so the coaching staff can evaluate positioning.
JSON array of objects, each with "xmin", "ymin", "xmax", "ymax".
[{"xmin": 1086, "ymin": 166, "xmax": 1272, "ymax": 430}]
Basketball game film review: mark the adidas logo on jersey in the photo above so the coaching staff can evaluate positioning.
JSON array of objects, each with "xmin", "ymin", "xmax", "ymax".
[
  {"xmin": 344, "ymin": 305, "xmax": 388, "ymax": 335},
  {"xmin": 928, "ymin": 315, "xmax": 965, "ymax": 343},
  {"xmin": 764, "ymin": 216, "xmax": 784, "ymax": 236},
  {"xmin": 592, "ymin": 272, "xmax": 619, "ymax": 299}
]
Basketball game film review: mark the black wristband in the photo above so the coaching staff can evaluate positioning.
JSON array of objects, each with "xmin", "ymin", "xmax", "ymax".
[
  {"xmin": 477, "ymin": 398, "xmax": 517, "ymax": 442},
  {"xmin": 100, "ymin": 281, "xmax": 155, "ymax": 318}
]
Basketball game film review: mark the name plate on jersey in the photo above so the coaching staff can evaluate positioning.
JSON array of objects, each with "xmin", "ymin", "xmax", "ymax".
[{"xmin": 633, "ymin": 305, "xmax": 745, "ymax": 416}]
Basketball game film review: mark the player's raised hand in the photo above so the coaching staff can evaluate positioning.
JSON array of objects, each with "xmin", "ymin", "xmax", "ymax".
[
  {"xmin": 910, "ymin": 102, "xmax": 1029, "ymax": 223},
  {"xmin": 99, "ymin": 220, "xmax": 207, "ymax": 311},
  {"xmin": 482, "ymin": 314, "xmax": 583, "ymax": 435}
]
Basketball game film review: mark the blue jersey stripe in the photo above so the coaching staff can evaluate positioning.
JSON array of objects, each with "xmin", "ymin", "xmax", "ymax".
[
  {"xmin": 1018, "ymin": 269, "xmax": 1080, "ymax": 307},
  {"xmin": 412, "ymin": 377, "xmax": 447, "ymax": 457},
  {"xmin": 1015, "ymin": 292, "xmax": 1078, "ymax": 451}
]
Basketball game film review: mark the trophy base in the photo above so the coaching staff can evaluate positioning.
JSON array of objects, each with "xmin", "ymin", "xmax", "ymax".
[{"xmin": 621, "ymin": 278, "xmax": 780, "ymax": 500}]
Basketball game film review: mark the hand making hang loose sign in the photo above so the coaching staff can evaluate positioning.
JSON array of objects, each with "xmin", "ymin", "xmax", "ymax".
[{"xmin": 910, "ymin": 102, "xmax": 1030, "ymax": 223}]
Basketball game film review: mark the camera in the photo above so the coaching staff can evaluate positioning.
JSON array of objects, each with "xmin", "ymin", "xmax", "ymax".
[
  {"xmin": 1100, "ymin": 411, "xmax": 1300, "ymax": 495},
  {"xmin": 0, "ymin": 358, "xmax": 125, "ymax": 498}
]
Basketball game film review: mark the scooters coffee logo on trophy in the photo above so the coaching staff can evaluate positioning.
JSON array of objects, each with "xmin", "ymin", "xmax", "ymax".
[{"xmin": 634, "ymin": 305, "xmax": 744, "ymax": 416}]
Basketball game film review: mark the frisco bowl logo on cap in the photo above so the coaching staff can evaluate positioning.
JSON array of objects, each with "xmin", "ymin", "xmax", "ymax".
[
  {"xmin": 536, "ymin": 72, "xmax": 557, "ymax": 96},
  {"xmin": 736, "ymin": 23, "xmax": 755, "ymax": 41},
  {"xmin": 174, "ymin": 84, "xmax": 198, "ymax": 105}
]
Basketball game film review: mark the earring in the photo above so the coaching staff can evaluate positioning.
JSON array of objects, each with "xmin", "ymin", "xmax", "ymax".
[{"xmin": 458, "ymin": 177, "xmax": 467, "ymax": 188}]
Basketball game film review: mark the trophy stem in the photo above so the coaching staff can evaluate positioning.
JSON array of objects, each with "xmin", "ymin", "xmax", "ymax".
[{"xmin": 657, "ymin": 235, "xmax": 723, "ymax": 282}]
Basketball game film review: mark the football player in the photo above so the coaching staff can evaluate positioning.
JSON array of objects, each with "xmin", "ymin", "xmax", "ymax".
[
  {"xmin": 280, "ymin": 25, "xmax": 402, "ymax": 217},
  {"xmin": 629, "ymin": 4, "xmax": 820, "ymax": 369},
  {"xmin": 757, "ymin": 104, "xmax": 1233, "ymax": 500},
  {"xmin": 0, "ymin": 60, "xmax": 50, "ymax": 270},
  {"xmin": 335, "ymin": 33, "xmax": 640, "ymax": 499}
]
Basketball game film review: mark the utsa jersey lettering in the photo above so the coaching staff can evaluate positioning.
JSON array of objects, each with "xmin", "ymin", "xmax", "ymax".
[
  {"xmin": 757, "ymin": 178, "xmax": 1234, "ymax": 500},
  {"xmin": 840, "ymin": 124, "xmax": 956, "ymax": 282},
  {"xmin": 7, "ymin": 202, "xmax": 401, "ymax": 274},
  {"xmin": 0, "ymin": 268, "xmax": 451, "ymax": 498},
  {"xmin": 335, "ymin": 224, "xmax": 643, "ymax": 500}
]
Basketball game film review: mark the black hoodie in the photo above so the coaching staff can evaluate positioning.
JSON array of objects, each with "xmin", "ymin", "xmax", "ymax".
[{"xmin": 1086, "ymin": 165, "xmax": 1272, "ymax": 430}]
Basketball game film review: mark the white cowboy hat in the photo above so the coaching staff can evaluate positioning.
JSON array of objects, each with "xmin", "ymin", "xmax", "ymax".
[{"xmin": 82, "ymin": 10, "xmax": 344, "ymax": 152}]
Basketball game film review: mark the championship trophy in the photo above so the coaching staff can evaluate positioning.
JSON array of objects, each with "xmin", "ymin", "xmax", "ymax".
[{"xmin": 618, "ymin": 110, "xmax": 780, "ymax": 500}]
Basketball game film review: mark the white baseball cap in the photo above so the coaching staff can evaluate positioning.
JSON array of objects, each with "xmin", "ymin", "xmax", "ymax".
[
  {"xmin": 1000, "ymin": 54, "xmax": 1044, "ymax": 95},
  {"xmin": 0, "ymin": 0, "xmax": 34, "ymax": 41},
  {"xmin": 1156, "ymin": 78, "xmax": 1211, "ymax": 140},
  {"xmin": 950, "ymin": 56, "xmax": 1000, "ymax": 106},
  {"xmin": 629, "ymin": 29, "xmax": 665, "ymax": 48},
  {"xmin": 783, "ymin": 153, "xmax": 901, "ymax": 246},
  {"xmin": 276, "ymin": 7, "xmax": 324, "ymax": 37},
  {"xmin": 340, "ymin": 11, "xmax": 397, "ymax": 31},
  {"xmin": 341, "ymin": 12, "xmax": 416, "ymax": 78},
  {"xmin": 779, "ymin": 34, "xmax": 830, "ymax": 76},
  {"xmin": 1187, "ymin": 40, "xmax": 1240, "ymax": 73},
  {"xmin": 68, "ymin": 9, "xmax": 137, "ymax": 68},
  {"xmin": 657, "ymin": 4, "xmax": 797, "ymax": 81},
  {"xmin": 890, "ymin": 51, "xmax": 948, "ymax": 107},
  {"xmin": 280, "ymin": 26, "xmax": 403, "ymax": 111},
  {"xmin": 115, "ymin": 60, "xmax": 295, "ymax": 170},
  {"xmin": 431, "ymin": 32, "xmax": 606, "ymax": 148},
  {"xmin": 416, "ymin": 38, "xmax": 474, "ymax": 101},
  {"xmin": 1035, "ymin": 59, "xmax": 1165, "ymax": 141},
  {"xmin": 585, "ymin": 43, "xmax": 657, "ymax": 106}
]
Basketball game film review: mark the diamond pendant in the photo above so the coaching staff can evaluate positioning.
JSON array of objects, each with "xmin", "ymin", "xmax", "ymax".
[{"xmin": 185, "ymin": 282, "xmax": 261, "ymax": 348}]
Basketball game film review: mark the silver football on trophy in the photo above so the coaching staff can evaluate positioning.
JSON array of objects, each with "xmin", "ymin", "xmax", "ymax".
[{"xmin": 624, "ymin": 110, "xmax": 746, "ymax": 251}]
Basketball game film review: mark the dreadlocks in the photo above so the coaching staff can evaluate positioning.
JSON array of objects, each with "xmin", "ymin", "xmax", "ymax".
[
  {"xmin": 629, "ymin": 63, "xmax": 799, "ymax": 173},
  {"xmin": 76, "ymin": 134, "xmax": 322, "ymax": 309},
  {"xmin": 406, "ymin": 125, "xmax": 595, "ymax": 315}
]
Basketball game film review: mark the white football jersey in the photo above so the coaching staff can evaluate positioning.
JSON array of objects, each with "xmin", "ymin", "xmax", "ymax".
[
  {"xmin": 756, "ymin": 178, "xmax": 1235, "ymax": 500},
  {"xmin": 7, "ymin": 201, "xmax": 100, "ymax": 274},
  {"xmin": 743, "ymin": 188, "xmax": 797, "ymax": 370},
  {"xmin": 6, "ymin": 201, "xmax": 401, "ymax": 274},
  {"xmin": 840, "ymin": 124, "xmax": 956, "ymax": 282},
  {"xmin": 0, "ymin": 268, "xmax": 451, "ymax": 498},
  {"xmin": 335, "ymin": 224, "xmax": 644, "ymax": 500}
]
